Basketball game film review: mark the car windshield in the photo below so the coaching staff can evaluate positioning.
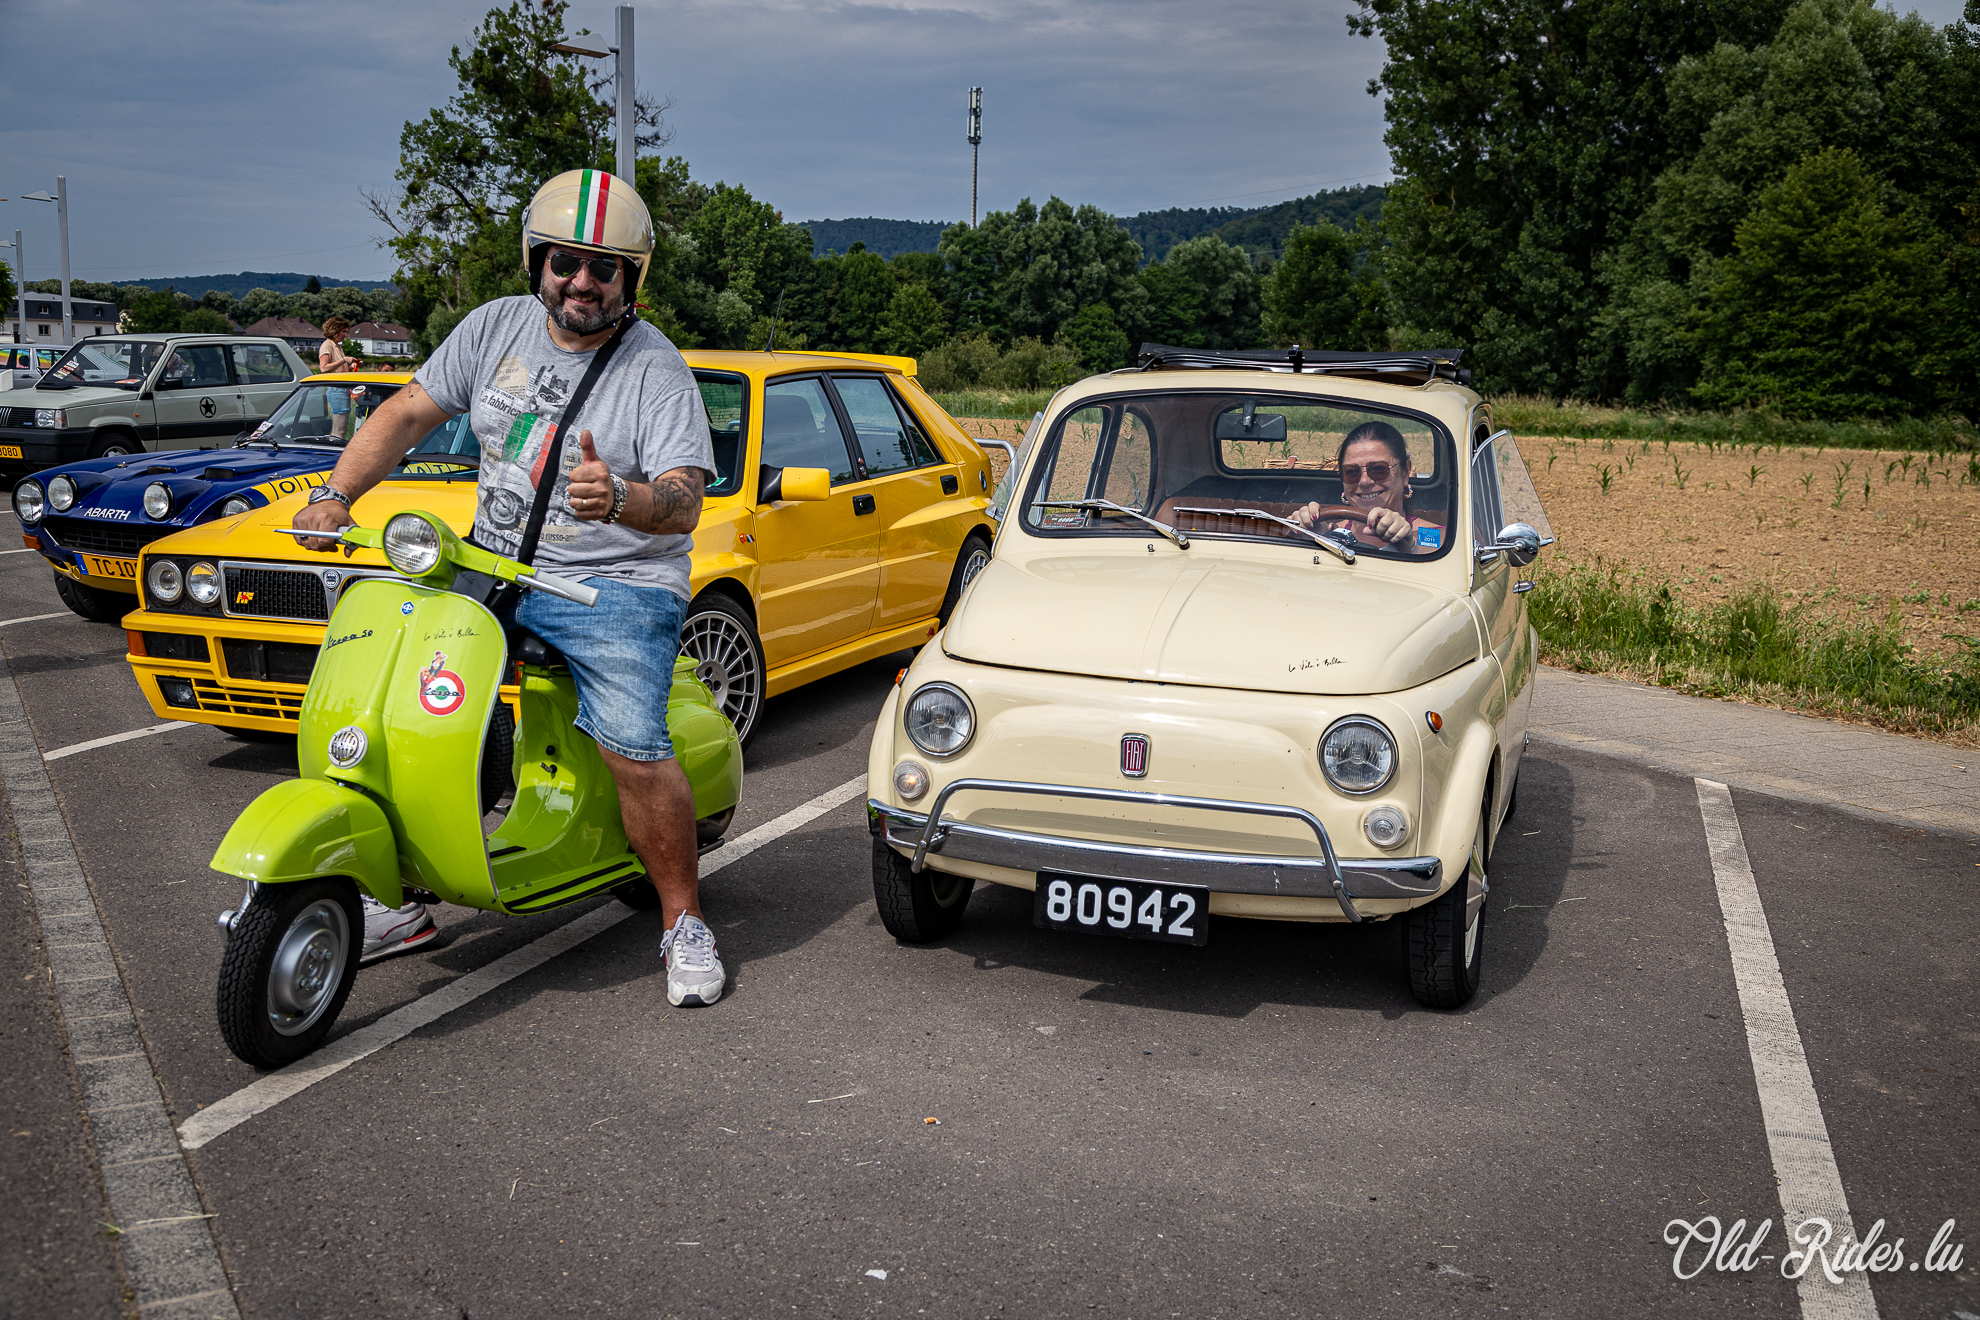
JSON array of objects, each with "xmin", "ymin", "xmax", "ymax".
[
  {"xmin": 1019, "ymin": 390, "xmax": 1458, "ymax": 560},
  {"xmin": 39, "ymin": 339, "xmax": 167, "ymax": 390},
  {"xmin": 698, "ymin": 371, "xmax": 747, "ymax": 496},
  {"xmin": 245, "ymin": 382, "xmax": 403, "ymax": 447},
  {"xmin": 391, "ymin": 412, "xmax": 480, "ymax": 480}
]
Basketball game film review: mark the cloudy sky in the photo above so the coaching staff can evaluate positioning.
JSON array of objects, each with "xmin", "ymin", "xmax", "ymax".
[{"xmin": 1, "ymin": 0, "xmax": 1969, "ymax": 288}]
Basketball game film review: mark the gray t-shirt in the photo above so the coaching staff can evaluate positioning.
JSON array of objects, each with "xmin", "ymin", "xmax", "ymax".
[{"xmin": 414, "ymin": 296, "xmax": 714, "ymax": 600}]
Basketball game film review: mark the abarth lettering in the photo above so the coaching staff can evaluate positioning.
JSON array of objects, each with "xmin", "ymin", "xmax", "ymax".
[{"xmin": 84, "ymin": 507, "xmax": 134, "ymax": 520}]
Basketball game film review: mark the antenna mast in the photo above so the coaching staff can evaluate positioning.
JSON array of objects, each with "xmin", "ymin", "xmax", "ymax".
[{"xmin": 967, "ymin": 87, "xmax": 983, "ymax": 227}]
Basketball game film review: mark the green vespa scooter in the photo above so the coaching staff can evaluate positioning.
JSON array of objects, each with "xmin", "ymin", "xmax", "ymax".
[{"xmin": 209, "ymin": 510, "xmax": 744, "ymax": 1068}]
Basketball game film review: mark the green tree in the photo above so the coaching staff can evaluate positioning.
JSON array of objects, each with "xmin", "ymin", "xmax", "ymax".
[
  {"xmin": 180, "ymin": 307, "xmax": 233, "ymax": 334},
  {"xmin": 123, "ymin": 287, "xmax": 190, "ymax": 333},
  {"xmin": 1135, "ymin": 236, "xmax": 1263, "ymax": 350},
  {"xmin": 303, "ymin": 275, "xmax": 322, "ymax": 294},
  {"xmin": 0, "ymin": 261, "xmax": 15, "ymax": 314},
  {"xmin": 238, "ymin": 288, "xmax": 285, "ymax": 325},
  {"xmin": 882, "ymin": 282, "xmax": 949, "ymax": 357},
  {"xmin": 827, "ymin": 246, "xmax": 894, "ymax": 352},
  {"xmin": 936, "ymin": 198, "xmax": 1146, "ymax": 347},
  {"xmin": 1261, "ymin": 222, "xmax": 1357, "ymax": 350},
  {"xmin": 1692, "ymin": 147, "xmax": 1947, "ymax": 417},
  {"xmin": 1056, "ymin": 303, "xmax": 1131, "ymax": 370}
]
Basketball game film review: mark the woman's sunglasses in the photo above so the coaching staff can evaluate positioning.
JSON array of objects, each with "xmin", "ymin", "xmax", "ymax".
[
  {"xmin": 1339, "ymin": 461, "xmax": 1397, "ymax": 482},
  {"xmin": 547, "ymin": 251, "xmax": 623, "ymax": 284}
]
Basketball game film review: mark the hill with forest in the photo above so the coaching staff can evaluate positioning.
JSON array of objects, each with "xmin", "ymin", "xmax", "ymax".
[
  {"xmin": 800, "ymin": 219, "xmax": 953, "ymax": 258},
  {"xmin": 103, "ymin": 271, "xmax": 397, "ymax": 297}
]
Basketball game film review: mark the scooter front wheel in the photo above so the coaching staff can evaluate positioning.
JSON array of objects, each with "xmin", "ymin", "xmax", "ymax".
[{"xmin": 216, "ymin": 878, "xmax": 362, "ymax": 1068}]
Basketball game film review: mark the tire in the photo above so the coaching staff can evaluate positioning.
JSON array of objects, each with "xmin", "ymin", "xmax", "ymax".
[
  {"xmin": 680, "ymin": 592, "xmax": 765, "ymax": 748},
  {"xmin": 480, "ymin": 701, "xmax": 516, "ymax": 815},
  {"xmin": 87, "ymin": 432, "xmax": 139, "ymax": 459},
  {"xmin": 938, "ymin": 532, "xmax": 993, "ymax": 625},
  {"xmin": 1404, "ymin": 801, "xmax": 1488, "ymax": 1009},
  {"xmin": 216, "ymin": 878, "xmax": 361, "ymax": 1068},
  {"xmin": 872, "ymin": 835, "xmax": 974, "ymax": 942},
  {"xmin": 52, "ymin": 571, "xmax": 129, "ymax": 623}
]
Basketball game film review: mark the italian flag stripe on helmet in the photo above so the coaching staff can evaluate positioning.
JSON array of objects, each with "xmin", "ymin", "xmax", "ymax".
[{"xmin": 571, "ymin": 169, "xmax": 612, "ymax": 246}]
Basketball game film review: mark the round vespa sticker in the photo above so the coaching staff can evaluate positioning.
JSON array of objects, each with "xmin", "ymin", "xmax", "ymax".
[{"xmin": 417, "ymin": 651, "xmax": 466, "ymax": 717}]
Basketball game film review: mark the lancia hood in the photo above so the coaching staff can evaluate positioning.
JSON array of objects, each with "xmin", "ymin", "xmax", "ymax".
[{"xmin": 943, "ymin": 552, "xmax": 1482, "ymax": 696}]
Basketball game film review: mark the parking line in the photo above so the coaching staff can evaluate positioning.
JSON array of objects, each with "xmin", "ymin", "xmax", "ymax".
[
  {"xmin": 0, "ymin": 547, "xmax": 38, "ymax": 555},
  {"xmin": 1695, "ymin": 779, "xmax": 1879, "ymax": 1320},
  {"xmin": 1, "ymin": 612, "xmax": 68, "ymax": 627},
  {"xmin": 177, "ymin": 773, "xmax": 869, "ymax": 1150},
  {"xmin": 44, "ymin": 721, "xmax": 195, "ymax": 762}
]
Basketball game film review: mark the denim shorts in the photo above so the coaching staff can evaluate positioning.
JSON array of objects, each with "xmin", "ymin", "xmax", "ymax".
[
  {"xmin": 327, "ymin": 390, "xmax": 351, "ymax": 415},
  {"xmin": 503, "ymin": 577, "xmax": 687, "ymax": 761}
]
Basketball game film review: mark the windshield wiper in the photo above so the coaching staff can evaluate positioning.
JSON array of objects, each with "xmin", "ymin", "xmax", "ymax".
[
  {"xmin": 1032, "ymin": 498, "xmax": 1189, "ymax": 549},
  {"xmin": 1172, "ymin": 505, "xmax": 1357, "ymax": 565}
]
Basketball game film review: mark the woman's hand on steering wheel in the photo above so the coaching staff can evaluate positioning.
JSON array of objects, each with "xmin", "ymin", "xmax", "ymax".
[{"xmin": 1364, "ymin": 507, "xmax": 1413, "ymax": 546}]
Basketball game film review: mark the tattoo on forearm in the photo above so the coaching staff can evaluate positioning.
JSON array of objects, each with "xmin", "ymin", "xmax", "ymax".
[{"xmin": 641, "ymin": 467, "xmax": 705, "ymax": 534}]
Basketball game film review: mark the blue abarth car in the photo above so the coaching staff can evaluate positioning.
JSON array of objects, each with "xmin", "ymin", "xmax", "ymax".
[{"xmin": 11, "ymin": 372, "xmax": 474, "ymax": 621}]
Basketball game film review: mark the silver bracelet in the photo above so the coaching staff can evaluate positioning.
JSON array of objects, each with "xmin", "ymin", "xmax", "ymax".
[{"xmin": 601, "ymin": 474, "xmax": 629, "ymax": 525}]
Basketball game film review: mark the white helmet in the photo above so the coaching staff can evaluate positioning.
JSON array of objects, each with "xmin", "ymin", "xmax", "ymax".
[{"xmin": 521, "ymin": 168, "xmax": 656, "ymax": 297}]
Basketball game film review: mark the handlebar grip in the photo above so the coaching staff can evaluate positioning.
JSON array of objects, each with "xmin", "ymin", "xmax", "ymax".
[{"xmin": 523, "ymin": 568, "xmax": 600, "ymax": 607}]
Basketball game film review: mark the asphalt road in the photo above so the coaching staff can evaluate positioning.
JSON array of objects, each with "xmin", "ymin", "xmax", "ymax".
[{"xmin": 2, "ymin": 546, "xmax": 1976, "ymax": 1320}]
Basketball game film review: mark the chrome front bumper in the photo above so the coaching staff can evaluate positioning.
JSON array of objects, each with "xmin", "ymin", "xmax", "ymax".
[{"xmin": 867, "ymin": 778, "xmax": 1442, "ymax": 923}]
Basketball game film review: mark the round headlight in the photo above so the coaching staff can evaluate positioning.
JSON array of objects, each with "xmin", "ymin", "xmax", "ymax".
[
  {"xmin": 383, "ymin": 512, "xmax": 442, "ymax": 576},
  {"xmin": 47, "ymin": 475, "xmax": 77, "ymax": 512},
  {"xmin": 143, "ymin": 481, "xmax": 174, "ymax": 519},
  {"xmin": 146, "ymin": 558, "xmax": 183, "ymax": 603},
  {"xmin": 12, "ymin": 481, "xmax": 45, "ymax": 524},
  {"xmin": 326, "ymin": 725, "xmax": 368, "ymax": 768},
  {"xmin": 1319, "ymin": 716, "xmax": 1397, "ymax": 795},
  {"xmin": 1362, "ymin": 804, "xmax": 1410, "ymax": 850},
  {"xmin": 904, "ymin": 683, "xmax": 974, "ymax": 756},
  {"xmin": 186, "ymin": 561, "xmax": 220, "ymax": 605},
  {"xmin": 220, "ymin": 495, "xmax": 252, "ymax": 518},
  {"xmin": 893, "ymin": 760, "xmax": 930, "ymax": 801}
]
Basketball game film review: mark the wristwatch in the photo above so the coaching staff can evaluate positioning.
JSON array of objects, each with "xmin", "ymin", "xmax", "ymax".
[
  {"xmin": 601, "ymin": 474, "xmax": 629, "ymax": 525},
  {"xmin": 307, "ymin": 484, "xmax": 353, "ymax": 507}
]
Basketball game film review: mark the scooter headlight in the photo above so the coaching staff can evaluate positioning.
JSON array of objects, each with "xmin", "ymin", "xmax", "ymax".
[
  {"xmin": 13, "ymin": 480, "xmax": 45, "ymax": 524},
  {"xmin": 185, "ymin": 561, "xmax": 220, "ymax": 605},
  {"xmin": 47, "ymin": 475, "xmax": 77, "ymax": 511},
  {"xmin": 383, "ymin": 512, "xmax": 442, "ymax": 576},
  {"xmin": 904, "ymin": 683, "xmax": 974, "ymax": 756},
  {"xmin": 327, "ymin": 725, "xmax": 368, "ymax": 768},
  {"xmin": 146, "ymin": 558, "xmax": 183, "ymax": 603},
  {"xmin": 143, "ymin": 481, "xmax": 174, "ymax": 519}
]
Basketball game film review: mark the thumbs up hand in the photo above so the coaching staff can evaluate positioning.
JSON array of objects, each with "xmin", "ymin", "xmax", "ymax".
[{"xmin": 566, "ymin": 429, "xmax": 614, "ymax": 521}]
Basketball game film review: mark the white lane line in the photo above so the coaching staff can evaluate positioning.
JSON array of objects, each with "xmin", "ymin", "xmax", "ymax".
[
  {"xmin": 0, "ymin": 547, "xmax": 40, "ymax": 555},
  {"xmin": 1695, "ymin": 779, "xmax": 1879, "ymax": 1320},
  {"xmin": 43, "ymin": 721, "xmax": 195, "ymax": 762},
  {"xmin": 179, "ymin": 773, "xmax": 868, "ymax": 1149},
  {"xmin": 1, "ymin": 611, "xmax": 68, "ymax": 627}
]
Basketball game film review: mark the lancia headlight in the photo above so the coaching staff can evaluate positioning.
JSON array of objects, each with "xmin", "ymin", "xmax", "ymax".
[
  {"xmin": 1362, "ymin": 804, "xmax": 1410, "ymax": 849},
  {"xmin": 146, "ymin": 558, "xmax": 183, "ymax": 603},
  {"xmin": 12, "ymin": 480, "xmax": 45, "ymax": 524},
  {"xmin": 326, "ymin": 725, "xmax": 368, "ymax": 768},
  {"xmin": 893, "ymin": 760, "xmax": 930, "ymax": 801},
  {"xmin": 383, "ymin": 512, "xmax": 442, "ymax": 575},
  {"xmin": 904, "ymin": 682, "xmax": 974, "ymax": 756},
  {"xmin": 34, "ymin": 408, "xmax": 66, "ymax": 429},
  {"xmin": 47, "ymin": 475, "xmax": 77, "ymax": 511},
  {"xmin": 1319, "ymin": 716, "xmax": 1396, "ymax": 795},
  {"xmin": 185, "ymin": 561, "xmax": 220, "ymax": 605},
  {"xmin": 143, "ymin": 481, "xmax": 174, "ymax": 519},
  {"xmin": 219, "ymin": 495, "xmax": 252, "ymax": 518}
]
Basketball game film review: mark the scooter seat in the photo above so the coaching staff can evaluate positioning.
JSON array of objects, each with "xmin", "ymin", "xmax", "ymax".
[{"xmin": 507, "ymin": 627, "xmax": 569, "ymax": 670}]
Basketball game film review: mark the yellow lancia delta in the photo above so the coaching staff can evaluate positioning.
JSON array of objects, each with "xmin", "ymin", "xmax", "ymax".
[{"xmin": 123, "ymin": 351, "xmax": 1000, "ymax": 745}]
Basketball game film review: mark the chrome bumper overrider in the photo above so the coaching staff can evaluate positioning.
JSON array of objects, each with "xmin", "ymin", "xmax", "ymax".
[{"xmin": 867, "ymin": 778, "xmax": 1443, "ymax": 923}]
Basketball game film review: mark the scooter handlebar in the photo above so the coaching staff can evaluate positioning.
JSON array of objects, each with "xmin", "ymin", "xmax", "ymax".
[{"xmin": 522, "ymin": 568, "xmax": 600, "ymax": 608}]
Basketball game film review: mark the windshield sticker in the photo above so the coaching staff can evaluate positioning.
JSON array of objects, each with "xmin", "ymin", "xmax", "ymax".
[
  {"xmin": 1416, "ymin": 527, "xmax": 1442, "ymax": 548},
  {"xmin": 417, "ymin": 651, "xmax": 467, "ymax": 717}
]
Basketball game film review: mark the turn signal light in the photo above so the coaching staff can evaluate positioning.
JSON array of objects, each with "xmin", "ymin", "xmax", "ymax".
[{"xmin": 1425, "ymin": 711, "xmax": 1443, "ymax": 733}]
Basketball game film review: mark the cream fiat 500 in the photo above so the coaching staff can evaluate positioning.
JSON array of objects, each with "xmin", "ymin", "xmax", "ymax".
[{"xmin": 865, "ymin": 345, "xmax": 1553, "ymax": 1007}]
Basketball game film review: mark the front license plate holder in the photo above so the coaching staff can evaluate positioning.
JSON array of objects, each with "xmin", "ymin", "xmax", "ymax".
[
  {"xmin": 1033, "ymin": 871, "xmax": 1208, "ymax": 946},
  {"xmin": 81, "ymin": 553, "xmax": 139, "ymax": 580}
]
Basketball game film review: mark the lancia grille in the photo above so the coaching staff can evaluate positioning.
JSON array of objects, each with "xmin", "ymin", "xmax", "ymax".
[{"xmin": 222, "ymin": 565, "xmax": 329, "ymax": 621}]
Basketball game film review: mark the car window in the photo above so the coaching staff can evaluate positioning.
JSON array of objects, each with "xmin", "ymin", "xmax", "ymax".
[
  {"xmin": 40, "ymin": 338, "xmax": 166, "ymax": 389},
  {"xmin": 696, "ymin": 372, "xmax": 747, "ymax": 496},
  {"xmin": 760, "ymin": 377, "xmax": 857, "ymax": 484},
  {"xmin": 1103, "ymin": 410, "xmax": 1153, "ymax": 507},
  {"xmin": 1470, "ymin": 423, "xmax": 1505, "ymax": 547},
  {"xmin": 1032, "ymin": 405, "xmax": 1110, "ymax": 526},
  {"xmin": 164, "ymin": 345, "xmax": 232, "ymax": 390},
  {"xmin": 830, "ymin": 375, "xmax": 938, "ymax": 478},
  {"xmin": 232, "ymin": 343, "xmax": 293, "ymax": 384},
  {"xmin": 246, "ymin": 382, "xmax": 401, "ymax": 445}
]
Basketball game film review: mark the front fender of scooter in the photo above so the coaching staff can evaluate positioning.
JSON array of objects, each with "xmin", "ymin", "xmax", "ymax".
[{"xmin": 210, "ymin": 778, "xmax": 404, "ymax": 910}]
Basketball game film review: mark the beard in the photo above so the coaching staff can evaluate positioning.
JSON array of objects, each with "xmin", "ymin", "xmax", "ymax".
[{"xmin": 544, "ymin": 277, "xmax": 625, "ymax": 336}]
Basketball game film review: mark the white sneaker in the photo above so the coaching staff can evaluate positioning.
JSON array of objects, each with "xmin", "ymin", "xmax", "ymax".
[
  {"xmin": 360, "ymin": 896, "xmax": 438, "ymax": 963},
  {"xmin": 659, "ymin": 912, "xmax": 725, "ymax": 1006}
]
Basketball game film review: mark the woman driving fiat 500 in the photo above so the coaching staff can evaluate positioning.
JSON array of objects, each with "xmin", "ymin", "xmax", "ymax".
[{"xmin": 1292, "ymin": 421, "xmax": 1444, "ymax": 554}]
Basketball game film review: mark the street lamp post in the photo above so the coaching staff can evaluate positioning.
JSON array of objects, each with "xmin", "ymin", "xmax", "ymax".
[
  {"xmin": 967, "ymin": 88, "xmax": 983, "ymax": 228},
  {"xmin": 19, "ymin": 178, "xmax": 72, "ymax": 345},
  {"xmin": 550, "ymin": 5, "xmax": 636, "ymax": 185},
  {"xmin": 3, "ymin": 230, "xmax": 22, "ymax": 344}
]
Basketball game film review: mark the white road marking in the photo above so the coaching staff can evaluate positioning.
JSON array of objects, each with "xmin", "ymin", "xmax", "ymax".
[
  {"xmin": 178, "ymin": 773, "xmax": 869, "ymax": 1149},
  {"xmin": 0, "ymin": 611, "xmax": 68, "ymax": 627},
  {"xmin": 1695, "ymin": 779, "xmax": 1879, "ymax": 1320},
  {"xmin": 44, "ymin": 720, "xmax": 195, "ymax": 762},
  {"xmin": 0, "ymin": 547, "xmax": 40, "ymax": 555}
]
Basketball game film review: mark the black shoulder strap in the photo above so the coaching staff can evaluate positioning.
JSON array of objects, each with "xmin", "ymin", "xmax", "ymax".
[{"xmin": 514, "ymin": 313, "xmax": 637, "ymax": 567}]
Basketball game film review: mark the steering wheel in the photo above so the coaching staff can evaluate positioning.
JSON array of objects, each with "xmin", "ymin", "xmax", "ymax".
[{"xmin": 1301, "ymin": 503, "xmax": 1372, "ymax": 526}]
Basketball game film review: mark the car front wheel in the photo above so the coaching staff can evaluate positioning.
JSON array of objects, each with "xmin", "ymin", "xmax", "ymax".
[
  {"xmin": 938, "ymin": 532, "xmax": 992, "ymax": 625},
  {"xmin": 872, "ymin": 836, "xmax": 974, "ymax": 941},
  {"xmin": 53, "ymin": 571, "xmax": 130, "ymax": 622},
  {"xmin": 1404, "ymin": 801, "xmax": 1487, "ymax": 1008}
]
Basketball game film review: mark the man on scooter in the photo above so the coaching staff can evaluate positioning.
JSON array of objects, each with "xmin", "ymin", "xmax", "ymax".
[{"xmin": 291, "ymin": 169, "xmax": 727, "ymax": 1007}]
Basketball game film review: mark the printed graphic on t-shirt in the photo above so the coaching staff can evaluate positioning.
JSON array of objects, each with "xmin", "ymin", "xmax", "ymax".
[{"xmin": 475, "ymin": 397, "xmax": 584, "ymax": 555}]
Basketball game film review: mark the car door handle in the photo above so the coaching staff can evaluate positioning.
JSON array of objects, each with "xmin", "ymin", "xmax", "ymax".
[{"xmin": 852, "ymin": 494, "xmax": 876, "ymax": 515}]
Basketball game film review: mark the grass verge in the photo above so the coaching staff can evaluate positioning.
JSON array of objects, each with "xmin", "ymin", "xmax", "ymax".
[
  {"xmin": 930, "ymin": 390, "xmax": 1057, "ymax": 420},
  {"xmin": 1529, "ymin": 560, "xmax": 1980, "ymax": 743},
  {"xmin": 1493, "ymin": 395, "xmax": 1977, "ymax": 454}
]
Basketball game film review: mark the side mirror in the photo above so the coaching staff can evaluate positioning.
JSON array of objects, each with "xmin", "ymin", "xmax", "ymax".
[
  {"xmin": 758, "ymin": 465, "xmax": 830, "ymax": 504},
  {"xmin": 155, "ymin": 378, "xmax": 185, "ymax": 391},
  {"xmin": 1496, "ymin": 522, "xmax": 1542, "ymax": 567}
]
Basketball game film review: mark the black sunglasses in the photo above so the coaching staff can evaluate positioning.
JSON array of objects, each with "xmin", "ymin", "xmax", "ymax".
[
  {"xmin": 547, "ymin": 250, "xmax": 623, "ymax": 284},
  {"xmin": 1340, "ymin": 461, "xmax": 1397, "ymax": 482}
]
